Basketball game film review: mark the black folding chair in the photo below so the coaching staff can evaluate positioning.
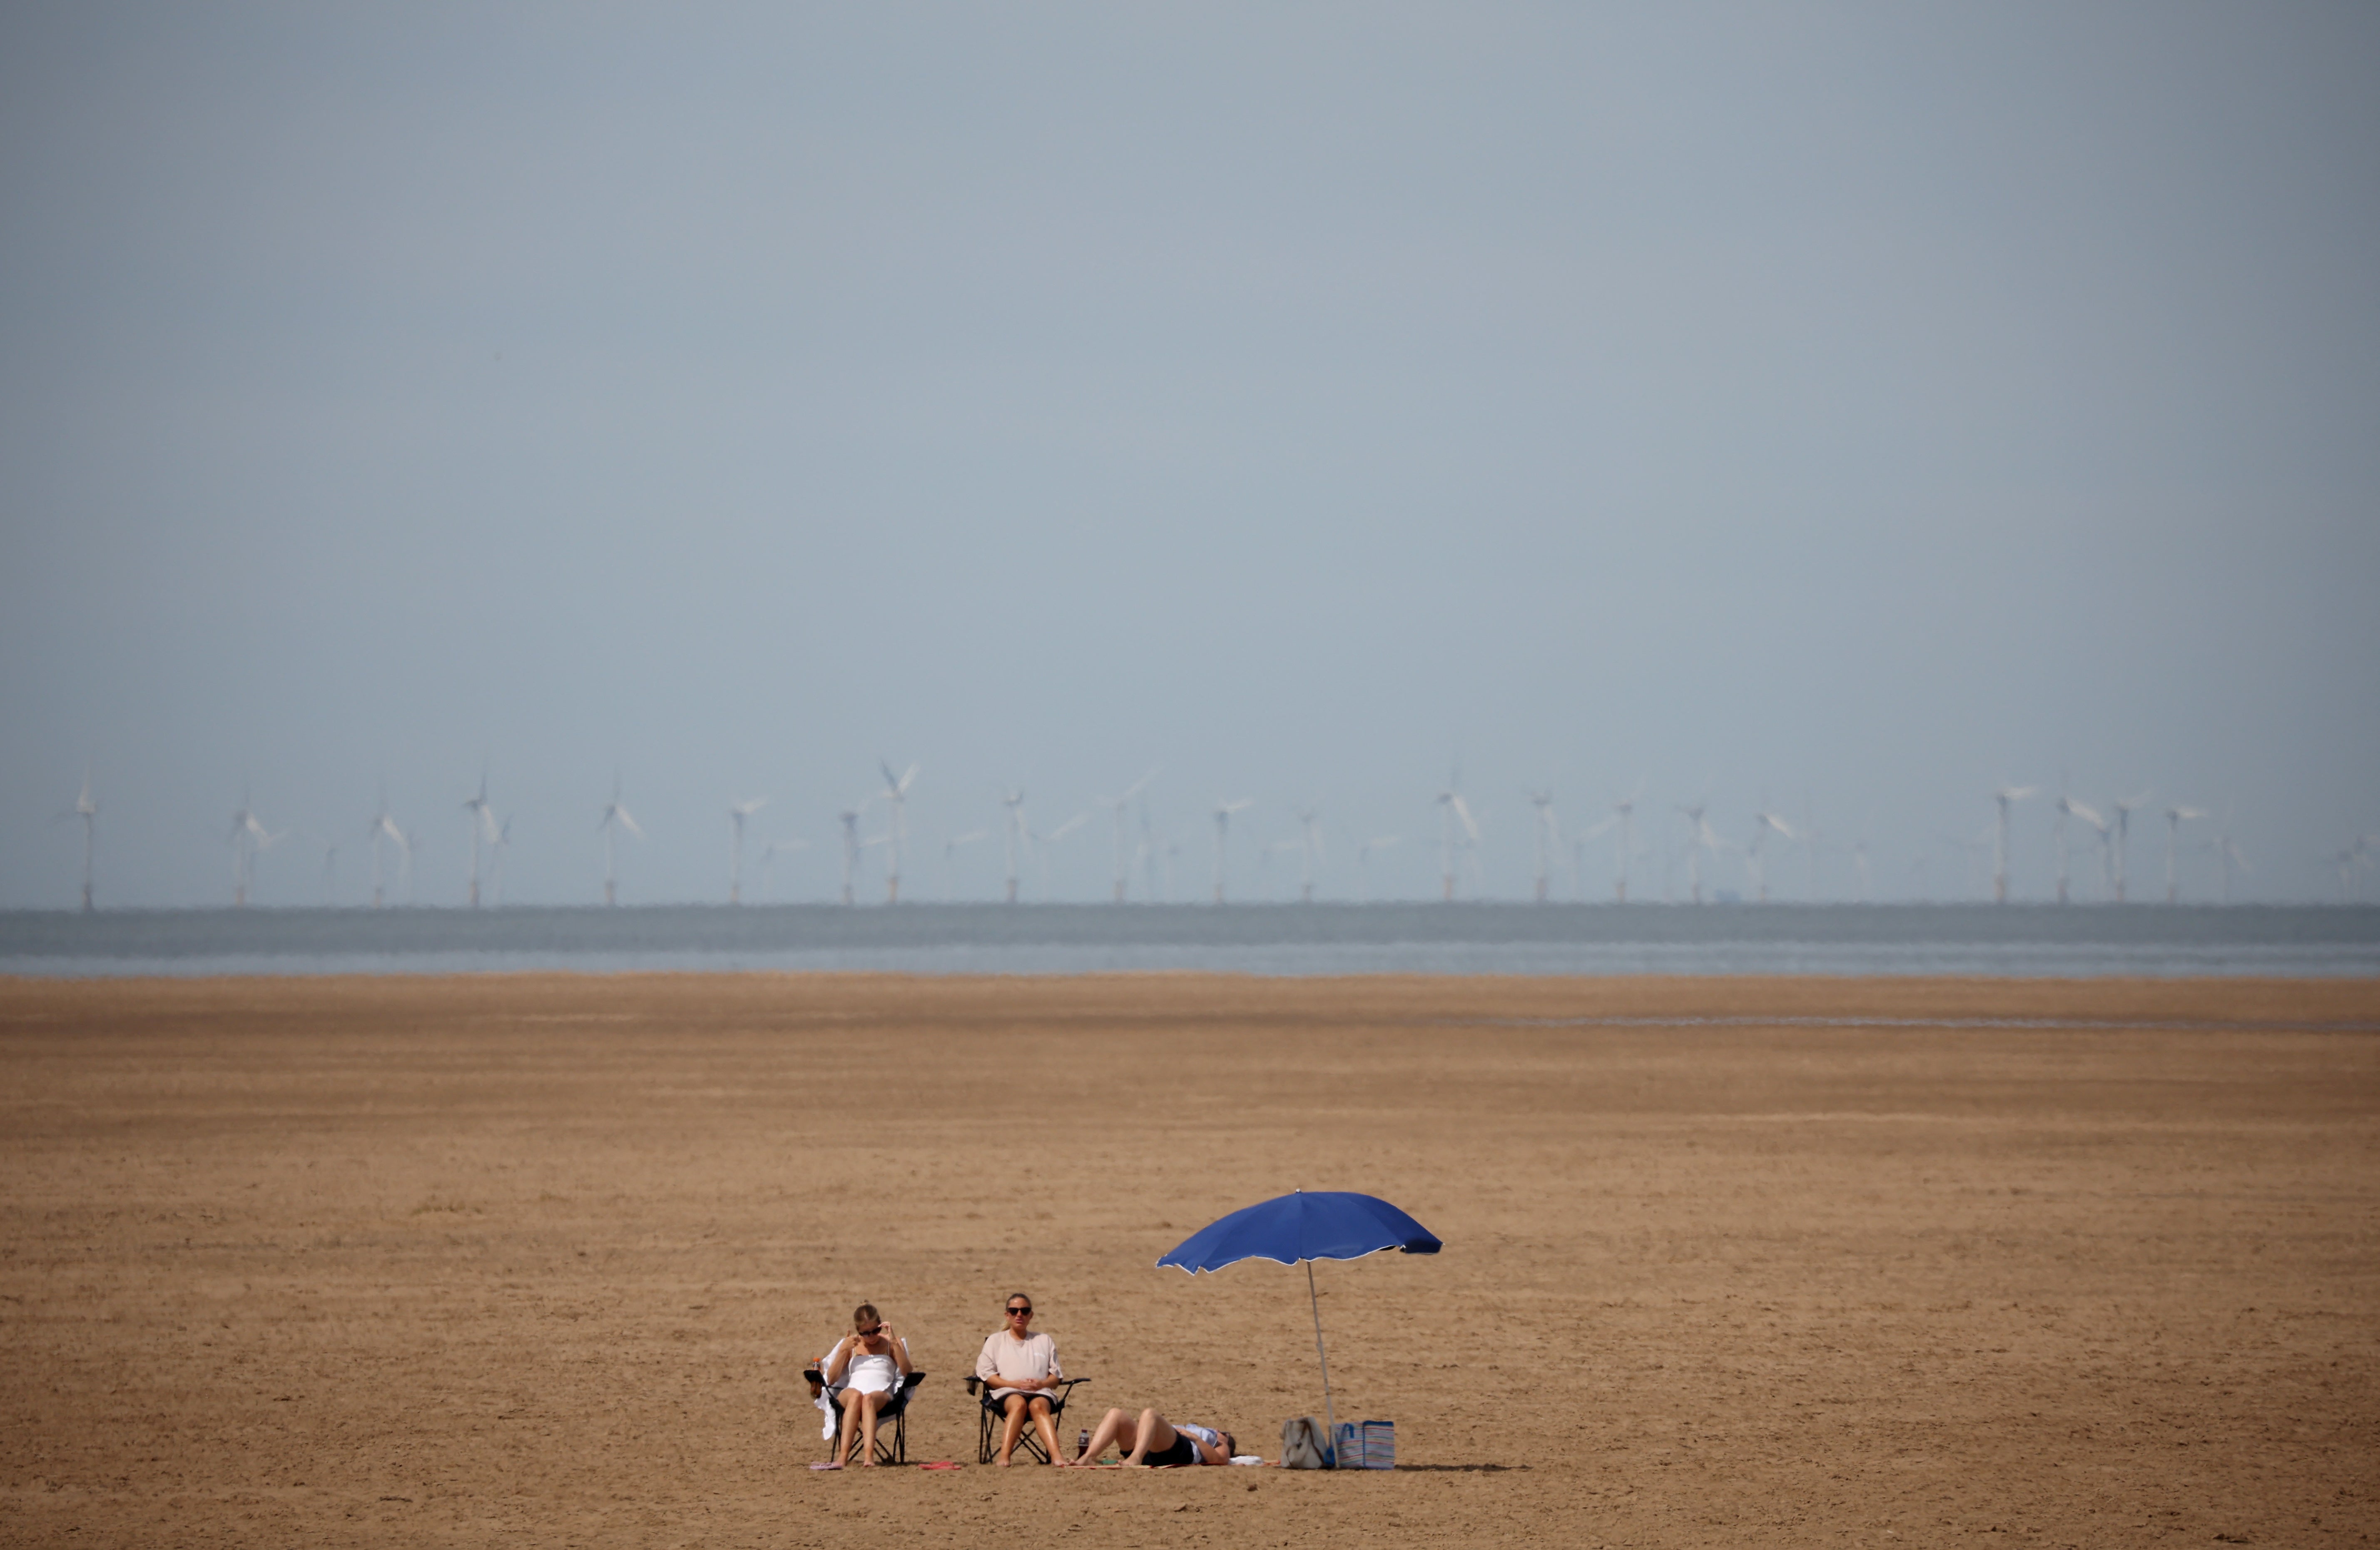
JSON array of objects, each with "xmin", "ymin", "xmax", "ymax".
[
  {"xmin": 805, "ymin": 1355, "xmax": 927, "ymax": 1465},
  {"xmin": 963, "ymin": 1376, "xmax": 1087, "ymax": 1464}
]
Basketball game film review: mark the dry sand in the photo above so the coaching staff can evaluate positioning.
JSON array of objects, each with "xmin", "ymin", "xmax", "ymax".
[{"xmin": 2, "ymin": 973, "xmax": 2375, "ymax": 1548}]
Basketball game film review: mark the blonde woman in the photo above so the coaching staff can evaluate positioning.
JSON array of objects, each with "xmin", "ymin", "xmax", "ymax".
[{"xmin": 821, "ymin": 1304, "xmax": 912, "ymax": 1467}]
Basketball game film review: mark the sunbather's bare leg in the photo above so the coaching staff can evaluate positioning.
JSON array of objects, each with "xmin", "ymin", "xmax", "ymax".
[
  {"xmin": 1121, "ymin": 1408, "xmax": 1179, "ymax": 1466},
  {"xmin": 856, "ymin": 1391, "xmax": 884, "ymax": 1465},
  {"xmin": 1061, "ymin": 1406, "xmax": 1139, "ymax": 1466},
  {"xmin": 836, "ymin": 1391, "xmax": 885, "ymax": 1467},
  {"xmin": 996, "ymin": 1393, "xmax": 1030, "ymax": 1466}
]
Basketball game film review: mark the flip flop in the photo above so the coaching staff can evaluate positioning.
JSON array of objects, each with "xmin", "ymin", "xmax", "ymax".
[
  {"xmin": 918, "ymin": 1461, "xmax": 962, "ymax": 1470},
  {"xmin": 809, "ymin": 1461, "xmax": 842, "ymax": 1471}
]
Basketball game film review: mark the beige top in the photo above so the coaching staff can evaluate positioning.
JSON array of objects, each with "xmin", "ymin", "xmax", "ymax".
[{"xmin": 975, "ymin": 1330, "xmax": 1063, "ymax": 1398}]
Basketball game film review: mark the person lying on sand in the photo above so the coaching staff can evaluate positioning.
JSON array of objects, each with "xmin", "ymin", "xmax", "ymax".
[
  {"xmin": 821, "ymin": 1303, "xmax": 912, "ymax": 1467},
  {"xmin": 975, "ymin": 1292, "xmax": 1066, "ymax": 1466},
  {"xmin": 1060, "ymin": 1407, "xmax": 1235, "ymax": 1468}
]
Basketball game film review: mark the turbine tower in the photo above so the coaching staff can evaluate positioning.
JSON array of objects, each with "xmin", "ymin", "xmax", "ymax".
[
  {"xmin": 2210, "ymin": 830, "xmax": 2249, "ymax": 904},
  {"xmin": 597, "ymin": 777, "xmax": 642, "ymax": 907},
  {"xmin": 1436, "ymin": 778, "xmax": 1479, "ymax": 902},
  {"xmin": 2110, "ymin": 790, "xmax": 2152, "ymax": 903},
  {"xmin": 838, "ymin": 806, "xmax": 864, "ymax": 906},
  {"xmin": 1032, "ymin": 810, "xmax": 1087, "ymax": 900},
  {"xmin": 463, "ymin": 773, "xmax": 497, "ymax": 909},
  {"xmin": 1527, "ymin": 790, "xmax": 1559, "ymax": 903},
  {"xmin": 2046, "ymin": 790, "xmax": 2085, "ymax": 910},
  {"xmin": 1675, "ymin": 803, "xmax": 1715, "ymax": 905},
  {"xmin": 758, "ymin": 837, "xmax": 808, "ymax": 901},
  {"xmin": 943, "ymin": 830, "xmax": 989, "ymax": 902},
  {"xmin": 727, "ymin": 797, "xmax": 768, "ymax": 904},
  {"xmin": 1356, "ymin": 835, "xmax": 1399, "ymax": 902},
  {"xmin": 66, "ymin": 768, "xmax": 97, "ymax": 912},
  {"xmin": 1748, "ymin": 811, "xmax": 1796, "ymax": 903},
  {"xmin": 1991, "ymin": 785, "xmax": 2038, "ymax": 903},
  {"xmin": 368, "ymin": 785, "xmax": 406, "ymax": 909},
  {"xmin": 2161, "ymin": 804, "xmax": 2206, "ymax": 904},
  {"xmin": 228, "ymin": 789, "xmax": 281, "ymax": 908},
  {"xmin": 1211, "ymin": 798, "xmax": 1252, "ymax": 904},
  {"xmin": 1096, "ymin": 769, "xmax": 1158, "ymax": 903},
  {"xmin": 1295, "ymin": 807, "xmax": 1324, "ymax": 902},
  {"xmin": 1000, "ymin": 790, "xmax": 1026, "ymax": 904},
  {"xmin": 1602, "ymin": 785, "xmax": 1643, "ymax": 902},
  {"xmin": 878, "ymin": 761, "xmax": 918, "ymax": 904}
]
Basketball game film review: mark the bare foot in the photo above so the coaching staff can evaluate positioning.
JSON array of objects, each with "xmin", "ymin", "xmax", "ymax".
[{"xmin": 995, "ymin": 1454, "xmax": 1012, "ymax": 1468}]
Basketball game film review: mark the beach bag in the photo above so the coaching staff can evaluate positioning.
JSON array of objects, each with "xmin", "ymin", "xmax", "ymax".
[{"xmin": 1280, "ymin": 1416, "xmax": 1335, "ymax": 1469}]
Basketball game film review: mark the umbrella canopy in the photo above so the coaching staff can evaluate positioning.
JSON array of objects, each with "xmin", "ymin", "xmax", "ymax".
[
  {"xmin": 1156, "ymin": 1191, "xmax": 1441, "ymax": 1274},
  {"xmin": 1157, "ymin": 1191, "xmax": 1440, "ymax": 1465}
]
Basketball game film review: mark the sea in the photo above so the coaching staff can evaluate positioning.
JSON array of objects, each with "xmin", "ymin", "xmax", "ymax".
[{"xmin": 2, "ymin": 902, "xmax": 2375, "ymax": 978}]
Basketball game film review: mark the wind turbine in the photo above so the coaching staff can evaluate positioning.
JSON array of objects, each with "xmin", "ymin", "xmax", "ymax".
[
  {"xmin": 228, "ymin": 789, "xmax": 283, "ymax": 907},
  {"xmin": 943, "ymin": 830, "xmax": 989, "ymax": 902},
  {"xmin": 838, "ymin": 805, "xmax": 865, "ymax": 906},
  {"xmin": 1211, "ymin": 798, "xmax": 1252, "ymax": 904},
  {"xmin": 463, "ymin": 773, "xmax": 498, "ymax": 909},
  {"xmin": 597, "ymin": 777, "xmax": 642, "ymax": 906},
  {"xmin": 757, "ymin": 836, "xmax": 808, "ymax": 901},
  {"xmin": 1356, "ymin": 835, "xmax": 1399, "ymax": 902},
  {"xmin": 727, "ymin": 796, "xmax": 769, "ymax": 904},
  {"xmin": 999, "ymin": 790, "xmax": 1030, "ymax": 904},
  {"xmin": 878, "ymin": 762, "xmax": 918, "ymax": 904},
  {"xmin": 2162, "ymin": 804, "xmax": 2207, "ymax": 904},
  {"xmin": 1747, "ymin": 811, "xmax": 1796, "ymax": 903},
  {"xmin": 1294, "ymin": 807, "xmax": 1324, "ymax": 902},
  {"xmin": 1526, "ymin": 791, "xmax": 1560, "ymax": 903},
  {"xmin": 2075, "ymin": 803, "xmax": 2114, "ymax": 901},
  {"xmin": 1592, "ymin": 785, "xmax": 1643, "ymax": 902},
  {"xmin": 2210, "ymin": 831, "xmax": 2249, "ymax": 904},
  {"xmin": 1033, "ymin": 810, "xmax": 1088, "ymax": 900},
  {"xmin": 368, "ymin": 785, "xmax": 407, "ymax": 909},
  {"xmin": 1436, "ymin": 779, "xmax": 1479, "ymax": 902},
  {"xmin": 2054, "ymin": 791, "xmax": 2102, "ymax": 905},
  {"xmin": 2330, "ymin": 836, "xmax": 2374, "ymax": 902},
  {"xmin": 1991, "ymin": 785, "xmax": 2038, "ymax": 903},
  {"xmin": 1675, "ymin": 802, "xmax": 1719, "ymax": 905},
  {"xmin": 2110, "ymin": 790, "xmax": 2152, "ymax": 903},
  {"xmin": 1095, "ymin": 769, "xmax": 1158, "ymax": 903},
  {"xmin": 1940, "ymin": 822, "xmax": 1997, "ymax": 900},
  {"xmin": 63, "ymin": 768, "xmax": 97, "ymax": 912}
]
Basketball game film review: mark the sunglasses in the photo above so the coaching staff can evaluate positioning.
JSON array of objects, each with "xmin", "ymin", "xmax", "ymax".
[
  {"xmin": 1006, "ymin": 1307, "xmax": 1033, "ymax": 1317},
  {"xmin": 855, "ymin": 1324, "xmax": 882, "ymax": 1336}
]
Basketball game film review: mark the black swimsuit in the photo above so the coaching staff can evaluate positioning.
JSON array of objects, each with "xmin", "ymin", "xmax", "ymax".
[{"xmin": 1145, "ymin": 1434, "xmax": 1199, "ymax": 1468}]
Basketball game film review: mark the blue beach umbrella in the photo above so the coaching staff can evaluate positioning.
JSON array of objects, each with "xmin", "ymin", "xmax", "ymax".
[{"xmin": 1157, "ymin": 1190, "xmax": 1441, "ymax": 1457}]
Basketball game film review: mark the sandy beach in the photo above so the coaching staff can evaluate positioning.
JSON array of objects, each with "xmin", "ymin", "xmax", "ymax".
[{"xmin": 2, "ymin": 972, "xmax": 2374, "ymax": 1548}]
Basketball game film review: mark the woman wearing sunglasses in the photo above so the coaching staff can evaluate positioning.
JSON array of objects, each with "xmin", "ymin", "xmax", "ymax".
[
  {"xmin": 974, "ymin": 1293, "xmax": 1066, "ymax": 1466},
  {"xmin": 822, "ymin": 1303, "xmax": 912, "ymax": 1467}
]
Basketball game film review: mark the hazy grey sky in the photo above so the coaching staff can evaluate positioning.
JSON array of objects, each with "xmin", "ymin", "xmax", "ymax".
[{"xmin": 4, "ymin": 2, "xmax": 2375, "ymax": 907}]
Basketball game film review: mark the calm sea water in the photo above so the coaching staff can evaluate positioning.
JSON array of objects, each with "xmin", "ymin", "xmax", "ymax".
[{"xmin": 2, "ymin": 903, "xmax": 2374, "ymax": 977}]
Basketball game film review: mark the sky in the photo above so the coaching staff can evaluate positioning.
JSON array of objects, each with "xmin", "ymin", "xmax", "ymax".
[{"xmin": 2, "ymin": 1, "xmax": 2375, "ymax": 909}]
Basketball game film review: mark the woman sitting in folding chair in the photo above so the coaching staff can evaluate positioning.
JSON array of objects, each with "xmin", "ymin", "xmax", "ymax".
[
  {"xmin": 820, "ymin": 1304, "xmax": 914, "ymax": 1467},
  {"xmin": 1060, "ymin": 1406, "xmax": 1236, "ymax": 1468}
]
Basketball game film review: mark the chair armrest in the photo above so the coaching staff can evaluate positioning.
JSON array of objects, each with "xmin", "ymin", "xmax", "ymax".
[
  {"xmin": 963, "ymin": 1376, "xmax": 981, "ymax": 1396},
  {"xmin": 902, "ymin": 1371, "xmax": 926, "ymax": 1391},
  {"xmin": 802, "ymin": 1370, "xmax": 824, "ymax": 1385}
]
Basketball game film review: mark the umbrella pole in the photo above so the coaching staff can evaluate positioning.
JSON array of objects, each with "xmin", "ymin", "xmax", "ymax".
[{"xmin": 1306, "ymin": 1258, "xmax": 1338, "ymax": 1465}]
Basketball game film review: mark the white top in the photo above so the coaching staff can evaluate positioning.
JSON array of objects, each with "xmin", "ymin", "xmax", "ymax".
[
  {"xmin": 975, "ymin": 1330, "xmax": 1063, "ymax": 1398},
  {"xmin": 1176, "ymin": 1423, "xmax": 1224, "ymax": 1459}
]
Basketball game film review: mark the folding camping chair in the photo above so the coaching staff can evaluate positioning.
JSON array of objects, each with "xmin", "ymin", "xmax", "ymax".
[
  {"xmin": 963, "ymin": 1375, "xmax": 1087, "ymax": 1465},
  {"xmin": 804, "ymin": 1341, "xmax": 926, "ymax": 1466}
]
